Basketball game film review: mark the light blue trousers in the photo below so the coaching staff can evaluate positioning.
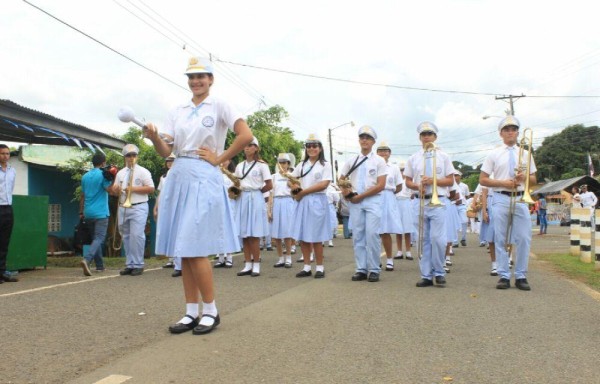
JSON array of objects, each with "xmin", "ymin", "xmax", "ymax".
[
  {"xmin": 118, "ymin": 203, "xmax": 148, "ymax": 268},
  {"xmin": 349, "ymin": 195, "xmax": 382, "ymax": 274},
  {"xmin": 419, "ymin": 198, "xmax": 448, "ymax": 279},
  {"xmin": 492, "ymin": 193, "xmax": 531, "ymax": 279}
]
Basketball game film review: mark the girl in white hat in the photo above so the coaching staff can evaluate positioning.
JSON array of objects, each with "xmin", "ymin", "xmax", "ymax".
[
  {"xmin": 268, "ymin": 153, "xmax": 296, "ymax": 268},
  {"xmin": 290, "ymin": 134, "xmax": 332, "ymax": 278},
  {"xmin": 144, "ymin": 56, "xmax": 253, "ymax": 335}
]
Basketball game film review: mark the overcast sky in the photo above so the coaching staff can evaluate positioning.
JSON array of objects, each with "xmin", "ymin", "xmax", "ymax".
[{"xmin": 2, "ymin": 0, "xmax": 600, "ymax": 167}]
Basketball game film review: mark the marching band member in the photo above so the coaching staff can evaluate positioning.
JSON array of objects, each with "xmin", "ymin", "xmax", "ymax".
[
  {"xmin": 290, "ymin": 134, "xmax": 332, "ymax": 278},
  {"xmin": 480, "ymin": 115, "xmax": 537, "ymax": 290},
  {"xmin": 404, "ymin": 122, "xmax": 455, "ymax": 287},
  {"xmin": 325, "ymin": 184, "xmax": 341, "ymax": 247},
  {"xmin": 395, "ymin": 164, "xmax": 415, "ymax": 261},
  {"xmin": 340, "ymin": 126, "xmax": 387, "ymax": 283},
  {"xmin": 445, "ymin": 181, "xmax": 461, "ymax": 268},
  {"xmin": 110, "ymin": 144, "xmax": 155, "ymax": 277},
  {"xmin": 235, "ymin": 137, "xmax": 273, "ymax": 277},
  {"xmin": 145, "ymin": 56, "xmax": 253, "ymax": 335},
  {"xmin": 214, "ymin": 158, "xmax": 238, "ymax": 269},
  {"xmin": 454, "ymin": 171, "xmax": 470, "ymax": 247},
  {"xmin": 376, "ymin": 141, "xmax": 403, "ymax": 272},
  {"xmin": 479, "ymin": 184, "xmax": 498, "ymax": 276},
  {"xmin": 269, "ymin": 153, "xmax": 296, "ymax": 268}
]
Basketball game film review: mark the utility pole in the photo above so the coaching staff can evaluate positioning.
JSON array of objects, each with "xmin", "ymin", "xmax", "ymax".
[{"xmin": 495, "ymin": 94, "xmax": 526, "ymax": 115}]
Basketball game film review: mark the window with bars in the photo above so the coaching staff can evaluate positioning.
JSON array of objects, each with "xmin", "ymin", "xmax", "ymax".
[{"xmin": 48, "ymin": 204, "xmax": 61, "ymax": 232}]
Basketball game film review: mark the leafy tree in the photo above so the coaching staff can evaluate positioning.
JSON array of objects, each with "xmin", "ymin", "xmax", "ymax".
[
  {"xmin": 535, "ymin": 124, "xmax": 600, "ymax": 180},
  {"xmin": 226, "ymin": 105, "xmax": 304, "ymax": 171}
]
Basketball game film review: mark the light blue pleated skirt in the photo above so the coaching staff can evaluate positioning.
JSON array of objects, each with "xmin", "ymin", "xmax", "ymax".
[
  {"xmin": 237, "ymin": 189, "xmax": 268, "ymax": 238},
  {"xmin": 396, "ymin": 197, "xmax": 415, "ymax": 234},
  {"xmin": 156, "ymin": 158, "xmax": 240, "ymax": 257},
  {"xmin": 271, "ymin": 196, "xmax": 296, "ymax": 239},
  {"xmin": 379, "ymin": 190, "xmax": 403, "ymax": 234},
  {"xmin": 292, "ymin": 193, "xmax": 332, "ymax": 243},
  {"xmin": 446, "ymin": 203, "xmax": 460, "ymax": 242}
]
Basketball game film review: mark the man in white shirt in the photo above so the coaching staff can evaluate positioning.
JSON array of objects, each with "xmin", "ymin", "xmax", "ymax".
[
  {"xmin": 579, "ymin": 184, "xmax": 597, "ymax": 222},
  {"xmin": 404, "ymin": 122, "xmax": 456, "ymax": 288},
  {"xmin": 480, "ymin": 116, "xmax": 537, "ymax": 291},
  {"xmin": 111, "ymin": 144, "xmax": 155, "ymax": 276},
  {"xmin": 454, "ymin": 171, "xmax": 470, "ymax": 246},
  {"xmin": 0, "ymin": 144, "xmax": 18, "ymax": 283},
  {"xmin": 339, "ymin": 126, "xmax": 387, "ymax": 282}
]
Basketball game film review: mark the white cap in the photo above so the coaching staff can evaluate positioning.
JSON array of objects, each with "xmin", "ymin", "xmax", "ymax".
[
  {"xmin": 305, "ymin": 133, "xmax": 322, "ymax": 144},
  {"xmin": 498, "ymin": 115, "xmax": 520, "ymax": 131},
  {"xmin": 277, "ymin": 153, "xmax": 291, "ymax": 162},
  {"xmin": 250, "ymin": 136, "xmax": 259, "ymax": 147},
  {"xmin": 376, "ymin": 141, "xmax": 390, "ymax": 151},
  {"xmin": 122, "ymin": 144, "xmax": 139, "ymax": 156},
  {"xmin": 358, "ymin": 125, "xmax": 377, "ymax": 140},
  {"xmin": 417, "ymin": 122, "xmax": 438, "ymax": 135},
  {"xmin": 454, "ymin": 170, "xmax": 462, "ymax": 176},
  {"xmin": 184, "ymin": 57, "xmax": 213, "ymax": 75}
]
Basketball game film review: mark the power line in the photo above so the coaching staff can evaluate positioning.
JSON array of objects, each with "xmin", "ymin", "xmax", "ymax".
[{"xmin": 22, "ymin": 0, "xmax": 189, "ymax": 93}]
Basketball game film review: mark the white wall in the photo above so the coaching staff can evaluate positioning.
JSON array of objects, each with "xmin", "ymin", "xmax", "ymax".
[{"xmin": 11, "ymin": 157, "xmax": 28, "ymax": 195}]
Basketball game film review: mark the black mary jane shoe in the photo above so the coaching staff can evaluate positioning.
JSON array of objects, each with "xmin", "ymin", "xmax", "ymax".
[
  {"xmin": 169, "ymin": 315, "xmax": 199, "ymax": 334},
  {"xmin": 296, "ymin": 270, "xmax": 312, "ymax": 278},
  {"xmin": 213, "ymin": 261, "xmax": 226, "ymax": 268},
  {"xmin": 273, "ymin": 262, "xmax": 286, "ymax": 268},
  {"xmin": 237, "ymin": 269, "xmax": 252, "ymax": 276},
  {"xmin": 193, "ymin": 314, "xmax": 220, "ymax": 335}
]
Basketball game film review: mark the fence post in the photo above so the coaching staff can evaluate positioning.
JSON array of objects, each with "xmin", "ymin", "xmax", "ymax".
[
  {"xmin": 570, "ymin": 207, "xmax": 581, "ymax": 256},
  {"xmin": 579, "ymin": 208, "xmax": 592, "ymax": 263}
]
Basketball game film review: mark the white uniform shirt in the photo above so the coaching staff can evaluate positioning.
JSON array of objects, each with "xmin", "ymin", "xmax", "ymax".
[
  {"xmin": 326, "ymin": 185, "xmax": 341, "ymax": 204},
  {"xmin": 384, "ymin": 163, "xmax": 402, "ymax": 191},
  {"xmin": 235, "ymin": 161, "xmax": 271, "ymax": 190},
  {"xmin": 339, "ymin": 152, "xmax": 387, "ymax": 193},
  {"xmin": 271, "ymin": 172, "xmax": 292, "ymax": 197},
  {"xmin": 580, "ymin": 191, "xmax": 598, "ymax": 208},
  {"xmin": 115, "ymin": 164, "xmax": 154, "ymax": 205},
  {"xmin": 162, "ymin": 95, "xmax": 243, "ymax": 157},
  {"xmin": 481, "ymin": 144, "xmax": 537, "ymax": 193},
  {"xmin": 291, "ymin": 159, "xmax": 332, "ymax": 192},
  {"xmin": 404, "ymin": 148, "xmax": 455, "ymax": 196},
  {"xmin": 458, "ymin": 182, "xmax": 470, "ymax": 205},
  {"xmin": 396, "ymin": 173, "xmax": 414, "ymax": 199},
  {"xmin": 157, "ymin": 175, "xmax": 166, "ymax": 192}
]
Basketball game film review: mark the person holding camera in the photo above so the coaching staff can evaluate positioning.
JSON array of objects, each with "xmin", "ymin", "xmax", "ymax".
[{"xmin": 79, "ymin": 152, "xmax": 115, "ymax": 276}]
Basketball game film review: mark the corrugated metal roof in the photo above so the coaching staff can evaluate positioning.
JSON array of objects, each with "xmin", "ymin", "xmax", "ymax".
[{"xmin": 533, "ymin": 175, "xmax": 600, "ymax": 195}]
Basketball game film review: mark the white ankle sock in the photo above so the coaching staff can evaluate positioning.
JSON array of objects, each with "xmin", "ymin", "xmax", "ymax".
[
  {"xmin": 303, "ymin": 264, "xmax": 311, "ymax": 272},
  {"xmin": 179, "ymin": 303, "xmax": 199, "ymax": 324},
  {"xmin": 316, "ymin": 265, "xmax": 324, "ymax": 272},
  {"xmin": 386, "ymin": 258, "xmax": 393, "ymax": 266},
  {"xmin": 285, "ymin": 255, "xmax": 292, "ymax": 264},
  {"xmin": 217, "ymin": 254, "xmax": 224, "ymax": 262},
  {"xmin": 200, "ymin": 301, "xmax": 218, "ymax": 326},
  {"xmin": 277, "ymin": 256, "xmax": 284, "ymax": 263},
  {"xmin": 225, "ymin": 253, "xmax": 232, "ymax": 262},
  {"xmin": 242, "ymin": 262, "xmax": 252, "ymax": 271},
  {"xmin": 252, "ymin": 262, "xmax": 260, "ymax": 273},
  {"xmin": 396, "ymin": 251, "xmax": 403, "ymax": 257},
  {"xmin": 406, "ymin": 252, "xmax": 412, "ymax": 257}
]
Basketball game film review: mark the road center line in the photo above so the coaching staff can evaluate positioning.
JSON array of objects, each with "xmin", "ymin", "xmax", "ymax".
[{"xmin": 92, "ymin": 374, "xmax": 132, "ymax": 384}]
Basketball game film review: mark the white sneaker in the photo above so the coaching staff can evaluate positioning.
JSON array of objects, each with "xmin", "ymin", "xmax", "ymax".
[
  {"xmin": 490, "ymin": 267, "xmax": 498, "ymax": 276},
  {"xmin": 328, "ymin": 240, "xmax": 334, "ymax": 247},
  {"xmin": 445, "ymin": 257, "xmax": 452, "ymax": 266}
]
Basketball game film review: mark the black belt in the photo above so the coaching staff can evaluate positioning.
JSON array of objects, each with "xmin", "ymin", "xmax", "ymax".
[
  {"xmin": 121, "ymin": 202, "xmax": 146, "ymax": 207},
  {"xmin": 415, "ymin": 194, "xmax": 443, "ymax": 199},
  {"xmin": 496, "ymin": 191, "xmax": 523, "ymax": 197}
]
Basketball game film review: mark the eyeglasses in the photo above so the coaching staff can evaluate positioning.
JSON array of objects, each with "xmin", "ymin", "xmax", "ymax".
[{"xmin": 305, "ymin": 143, "xmax": 320, "ymax": 149}]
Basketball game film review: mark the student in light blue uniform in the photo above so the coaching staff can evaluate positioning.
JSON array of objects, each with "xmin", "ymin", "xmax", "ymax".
[
  {"xmin": 111, "ymin": 144, "xmax": 155, "ymax": 276},
  {"xmin": 290, "ymin": 134, "xmax": 332, "ymax": 278},
  {"xmin": 214, "ymin": 158, "xmax": 239, "ymax": 269},
  {"xmin": 269, "ymin": 153, "xmax": 296, "ymax": 268},
  {"xmin": 404, "ymin": 122, "xmax": 456, "ymax": 288},
  {"xmin": 395, "ymin": 165, "xmax": 415, "ymax": 261},
  {"xmin": 339, "ymin": 126, "xmax": 387, "ymax": 283},
  {"xmin": 480, "ymin": 115, "xmax": 537, "ymax": 291},
  {"xmin": 376, "ymin": 141, "xmax": 403, "ymax": 272},
  {"xmin": 235, "ymin": 137, "xmax": 273, "ymax": 277},
  {"xmin": 144, "ymin": 56, "xmax": 253, "ymax": 335}
]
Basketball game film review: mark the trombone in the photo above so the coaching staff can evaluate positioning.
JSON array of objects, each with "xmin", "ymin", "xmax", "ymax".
[
  {"xmin": 417, "ymin": 142, "xmax": 443, "ymax": 258},
  {"xmin": 112, "ymin": 157, "xmax": 137, "ymax": 250},
  {"xmin": 504, "ymin": 128, "xmax": 534, "ymax": 253}
]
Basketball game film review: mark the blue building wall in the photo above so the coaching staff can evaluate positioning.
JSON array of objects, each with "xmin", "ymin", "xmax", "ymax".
[{"xmin": 28, "ymin": 165, "xmax": 78, "ymax": 239}]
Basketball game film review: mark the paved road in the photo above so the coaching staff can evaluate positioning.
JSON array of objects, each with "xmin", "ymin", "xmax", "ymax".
[{"xmin": 1, "ymin": 226, "xmax": 599, "ymax": 384}]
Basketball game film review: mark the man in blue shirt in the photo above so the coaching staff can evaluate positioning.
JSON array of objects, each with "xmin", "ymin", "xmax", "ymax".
[
  {"xmin": 538, "ymin": 194, "xmax": 548, "ymax": 235},
  {"xmin": 79, "ymin": 152, "xmax": 114, "ymax": 276},
  {"xmin": 0, "ymin": 144, "xmax": 18, "ymax": 283}
]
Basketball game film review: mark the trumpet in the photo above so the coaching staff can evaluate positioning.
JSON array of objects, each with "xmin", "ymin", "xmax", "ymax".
[
  {"xmin": 220, "ymin": 165, "xmax": 241, "ymax": 200},
  {"xmin": 505, "ymin": 127, "xmax": 534, "ymax": 253},
  {"xmin": 277, "ymin": 162, "xmax": 302, "ymax": 196},
  {"xmin": 112, "ymin": 158, "xmax": 136, "ymax": 250},
  {"xmin": 417, "ymin": 142, "xmax": 443, "ymax": 258}
]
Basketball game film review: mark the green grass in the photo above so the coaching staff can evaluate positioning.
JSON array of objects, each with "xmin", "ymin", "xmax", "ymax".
[
  {"xmin": 47, "ymin": 255, "xmax": 170, "ymax": 269},
  {"xmin": 536, "ymin": 253, "xmax": 600, "ymax": 292}
]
